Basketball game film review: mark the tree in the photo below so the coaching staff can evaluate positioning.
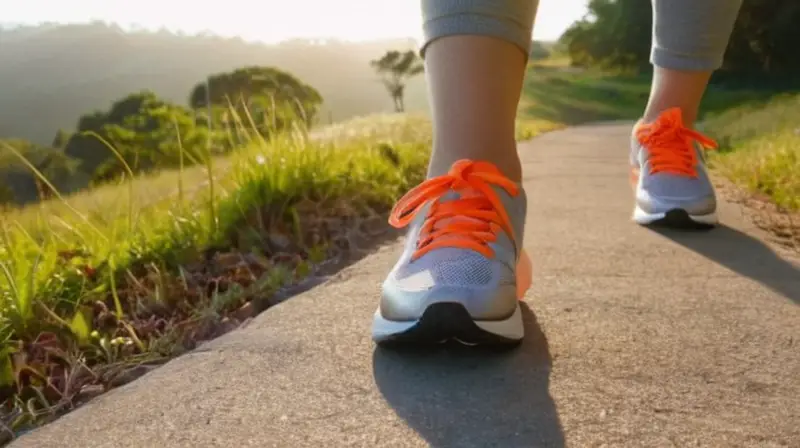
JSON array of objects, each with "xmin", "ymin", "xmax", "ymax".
[
  {"xmin": 64, "ymin": 91, "xmax": 212, "ymax": 182},
  {"xmin": 0, "ymin": 139, "xmax": 42, "ymax": 204},
  {"xmin": 722, "ymin": 0, "xmax": 800, "ymax": 75},
  {"xmin": 370, "ymin": 50, "xmax": 424, "ymax": 113},
  {"xmin": 188, "ymin": 66, "xmax": 323, "ymax": 136},
  {"xmin": 559, "ymin": 0, "xmax": 800, "ymax": 76},
  {"xmin": 28, "ymin": 148, "xmax": 80, "ymax": 200},
  {"xmin": 529, "ymin": 41, "xmax": 552, "ymax": 61},
  {"xmin": 52, "ymin": 129, "xmax": 71, "ymax": 149},
  {"xmin": 0, "ymin": 138, "xmax": 81, "ymax": 204},
  {"xmin": 559, "ymin": 0, "xmax": 652, "ymax": 71},
  {"xmin": 0, "ymin": 182, "xmax": 14, "ymax": 207}
]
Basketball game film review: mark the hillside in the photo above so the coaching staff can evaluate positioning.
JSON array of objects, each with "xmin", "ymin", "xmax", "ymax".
[{"xmin": 0, "ymin": 22, "xmax": 429, "ymax": 145}]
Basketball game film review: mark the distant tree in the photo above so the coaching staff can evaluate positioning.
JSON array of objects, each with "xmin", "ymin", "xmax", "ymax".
[
  {"xmin": 722, "ymin": 0, "xmax": 800, "ymax": 75},
  {"xmin": 559, "ymin": 0, "xmax": 652, "ymax": 71},
  {"xmin": 529, "ymin": 41, "xmax": 552, "ymax": 61},
  {"xmin": 0, "ymin": 139, "xmax": 40, "ymax": 204},
  {"xmin": 0, "ymin": 23, "xmax": 424, "ymax": 146},
  {"xmin": 188, "ymin": 66, "xmax": 323, "ymax": 136},
  {"xmin": 370, "ymin": 50, "xmax": 424, "ymax": 113},
  {"xmin": 52, "ymin": 129, "xmax": 71, "ymax": 149},
  {"xmin": 560, "ymin": 0, "xmax": 800, "ymax": 75},
  {"xmin": 29, "ymin": 149, "xmax": 80, "ymax": 200},
  {"xmin": 0, "ymin": 182, "xmax": 14, "ymax": 206},
  {"xmin": 64, "ymin": 91, "xmax": 212, "ymax": 182},
  {"xmin": 0, "ymin": 138, "xmax": 81, "ymax": 203}
]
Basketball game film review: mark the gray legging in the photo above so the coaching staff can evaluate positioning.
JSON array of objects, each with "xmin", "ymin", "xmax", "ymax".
[{"xmin": 421, "ymin": 0, "xmax": 743, "ymax": 71}]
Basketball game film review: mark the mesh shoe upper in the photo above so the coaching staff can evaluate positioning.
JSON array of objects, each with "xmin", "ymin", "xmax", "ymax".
[
  {"xmin": 631, "ymin": 108, "xmax": 718, "ymax": 216},
  {"xmin": 380, "ymin": 160, "xmax": 527, "ymax": 322}
]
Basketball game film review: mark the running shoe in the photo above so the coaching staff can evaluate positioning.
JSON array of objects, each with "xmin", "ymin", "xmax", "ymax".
[
  {"xmin": 630, "ymin": 107, "xmax": 719, "ymax": 228},
  {"xmin": 372, "ymin": 159, "xmax": 532, "ymax": 346}
]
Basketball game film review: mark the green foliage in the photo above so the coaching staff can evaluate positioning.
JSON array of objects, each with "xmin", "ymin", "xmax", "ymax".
[
  {"xmin": 704, "ymin": 93, "xmax": 800, "ymax": 211},
  {"xmin": 522, "ymin": 64, "xmax": 784, "ymax": 126},
  {"xmin": 63, "ymin": 91, "xmax": 213, "ymax": 183},
  {"xmin": 51, "ymin": 129, "xmax": 71, "ymax": 149},
  {"xmin": 1, "ymin": 23, "xmax": 428, "ymax": 149},
  {"xmin": 559, "ymin": 0, "xmax": 652, "ymax": 71},
  {"xmin": 188, "ymin": 66, "xmax": 323, "ymax": 137},
  {"xmin": 1, "ymin": 60, "xmax": 325, "ymax": 208},
  {"xmin": 0, "ymin": 183, "xmax": 13, "ymax": 206},
  {"xmin": 723, "ymin": 0, "xmax": 800, "ymax": 74},
  {"xmin": 0, "ymin": 115, "xmax": 441, "ymax": 437},
  {"xmin": 0, "ymin": 139, "xmax": 83, "ymax": 205},
  {"xmin": 370, "ymin": 50, "xmax": 424, "ymax": 113},
  {"xmin": 529, "ymin": 41, "xmax": 552, "ymax": 61},
  {"xmin": 560, "ymin": 0, "xmax": 800, "ymax": 75}
]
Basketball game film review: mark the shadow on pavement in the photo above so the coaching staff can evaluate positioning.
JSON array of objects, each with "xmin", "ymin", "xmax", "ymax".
[
  {"xmin": 654, "ymin": 224, "xmax": 800, "ymax": 305},
  {"xmin": 372, "ymin": 303, "xmax": 564, "ymax": 448}
]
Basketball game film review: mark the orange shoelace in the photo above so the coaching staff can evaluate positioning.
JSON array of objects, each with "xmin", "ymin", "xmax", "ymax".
[
  {"xmin": 388, "ymin": 159, "xmax": 518, "ymax": 260},
  {"xmin": 635, "ymin": 107, "xmax": 718, "ymax": 178}
]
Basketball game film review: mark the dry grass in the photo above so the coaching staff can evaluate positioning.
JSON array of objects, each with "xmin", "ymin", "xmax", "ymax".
[
  {"xmin": 705, "ymin": 93, "xmax": 800, "ymax": 212},
  {"xmin": 705, "ymin": 93, "xmax": 800, "ymax": 248},
  {"xmin": 0, "ymin": 113, "xmax": 556, "ymax": 442}
]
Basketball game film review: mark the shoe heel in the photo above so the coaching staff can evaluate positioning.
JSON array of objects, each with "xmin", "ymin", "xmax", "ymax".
[
  {"xmin": 516, "ymin": 248, "xmax": 532, "ymax": 300},
  {"xmin": 630, "ymin": 166, "xmax": 639, "ymax": 191}
]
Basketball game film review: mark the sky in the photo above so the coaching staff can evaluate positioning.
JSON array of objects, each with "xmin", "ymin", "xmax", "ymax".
[{"xmin": 0, "ymin": 0, "xmax": 588, "ymax": 43}]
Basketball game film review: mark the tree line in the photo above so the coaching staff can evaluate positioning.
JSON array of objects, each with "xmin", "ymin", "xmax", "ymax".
[
  {"xmin": 1, "ymin": 23, "xmax": 426, "ymax": 147},
  {"xmin": 560, "ymin": 0, "xmax": 800, "ymax": 77},
  {"xmin": 0, "ymin": 66, "xmax": 322, "ymax": 206},
  {"xmin": 0, "ymin": 43, "xmax": 432, "ymax": 207}
]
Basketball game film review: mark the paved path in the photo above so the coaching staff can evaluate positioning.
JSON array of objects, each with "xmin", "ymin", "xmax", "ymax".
[{"xmin": 15, "ymin": 123, "xmax": 800, "ymax": 448}]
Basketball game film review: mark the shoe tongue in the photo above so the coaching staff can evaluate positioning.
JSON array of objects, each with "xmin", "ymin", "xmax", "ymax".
[
  {"xmin": 430, "ymin": 188, "xmax": 486, "ymax": 231},
  {"xmin": 660, "ymin": 107, "xmax": 685, "ymax": 126},
  {"xmin": 440, "ymin": 189, "xmax": 474, "ymax": 202},
  {"xmin": 636, "ymin": 108, "xmax": 686, "ymax": 136},
  {"xmin": 422, "ymin": 183, "xmax": 525, "ymax": 263}
]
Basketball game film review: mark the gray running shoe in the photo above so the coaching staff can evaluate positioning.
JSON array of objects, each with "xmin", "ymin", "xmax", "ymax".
[
  {"xmin": 630, "ymin": 107, "xmax": 719, "ymax": 228},
  {"xmin": 372, "ymin": 159, "xmax": 532, "ymax": 346}
]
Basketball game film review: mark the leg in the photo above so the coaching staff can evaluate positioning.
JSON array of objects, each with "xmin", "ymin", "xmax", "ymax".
[
  {"xmin": 644, "ymin": 0, "xmax": 744, "ymax": 125},
  {"xmin": 422, "ymin": 0, "xmax": 539, "ymax": 181},
  {"xmin": 372, "ymin": 1, "xmax": 539, "ymax": 346},
  {"xmin": 630, "ymin": 0, "xmax": 743, "ymax": 228}
]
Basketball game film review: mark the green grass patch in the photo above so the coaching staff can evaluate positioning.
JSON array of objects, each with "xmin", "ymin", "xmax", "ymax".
[
  {"xmin": 522, "ymin": 61, "xmax": 799, "ymax": 215},
  {"xmin": 0, "ymin": 114, "xmax": 427, "ymax": 438},
  {"xmin": 703, "ymin": 93, "xmax": 800, "ymax": 211},
  {"xmin": 521, "ymin": 64, "xmax": 784, "ymax": 125},
  {"xmin": 0, "ymin": 112, "xmax": 555, "ymax": 440}
]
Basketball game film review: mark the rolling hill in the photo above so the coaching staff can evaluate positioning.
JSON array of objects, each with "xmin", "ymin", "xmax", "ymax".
[{"xmin": 0, "ymin": 22, "xmax": 430, "ymax": 145}]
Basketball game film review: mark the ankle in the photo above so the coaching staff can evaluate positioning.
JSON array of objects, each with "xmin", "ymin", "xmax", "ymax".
[
  {"xmin": 428, "ymin": 143, "xmax": 522, "ymax": 182},
  {"xmin": 643, "ymin": 67, "xmax": 709, "ymax": 126},
  {"xmin": 640, "ymin": 106, "xmax": 697, "ymax": 129},
  {"xmin": 427, "ymin": 154, "xmax": 522, "ymax": 182}
]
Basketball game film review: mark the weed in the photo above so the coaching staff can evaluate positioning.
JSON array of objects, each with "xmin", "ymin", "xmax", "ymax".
[{"xmin": 0, "ymin": 112, "xmax": 555, "ymax": 440}]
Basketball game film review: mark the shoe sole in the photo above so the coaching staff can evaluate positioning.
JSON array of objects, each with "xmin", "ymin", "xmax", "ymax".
[
  {"xmin": 372, "ymin": 249, "xmax": 532, "ymax": 347},
  {"xmin": 633, "ymin": 206, "xmax": 717, "ymax": 229},
  {"xmin": 372, "ymin": 301, "xmax": 523, "ymax": 347},
  {"xmin": 630, "ymin": 167, "xmax": 718, "ymax": 229}
]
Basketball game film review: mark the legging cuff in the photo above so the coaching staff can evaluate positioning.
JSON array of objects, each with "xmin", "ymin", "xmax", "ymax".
[
  {"xmin": 421, "ymin": 12, "xmax": 533, "ymax": 58},
  {"xmin": 651, "ymin": 47, "xmax": 725, "ymax": 72}
]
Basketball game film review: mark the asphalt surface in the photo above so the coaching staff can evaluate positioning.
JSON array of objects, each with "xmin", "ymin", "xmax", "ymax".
[{"xmin": 15, "ymin": 123, "xmax": 800, "ymax": 447}]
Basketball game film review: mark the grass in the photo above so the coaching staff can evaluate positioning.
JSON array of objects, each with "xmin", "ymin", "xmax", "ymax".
[
  {"xmin": 0, "ymin": 114, "xmax": 425, "ymax": 440},
  {"xmin": 521, "ymin": 60, "xmax": 799, "ymax": 216},
  {"xmin": 0, "ymin": 111, "xmax": 557, "ymax": 442},
  {"xmin": 703, "ymin": 93, "xmax": 800, "ymax": 212},
  {"xmin": 1, "ymin": 57, "xmax": 796, "ymax": 441},
  {"xmin": 521, "ymin": 64, "xmax": 782, "ymax": 124}
]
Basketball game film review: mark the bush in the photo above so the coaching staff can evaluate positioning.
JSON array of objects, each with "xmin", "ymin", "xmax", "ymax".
[{"xmin": 64, "ymin": 91, "xmax": 216, "ymax": 183}]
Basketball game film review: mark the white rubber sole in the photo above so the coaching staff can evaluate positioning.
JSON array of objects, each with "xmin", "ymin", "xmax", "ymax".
[
  {"xmin": 371, "ymin": 302, "xmax": 524, "ymax": 344},
  {"xmin": 632, "ymin": 204, "xmax": 718, "ymax": 226},
  {"xmin": 628, "ymin": 166, "xmax": 718, "ymax": 227}
]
